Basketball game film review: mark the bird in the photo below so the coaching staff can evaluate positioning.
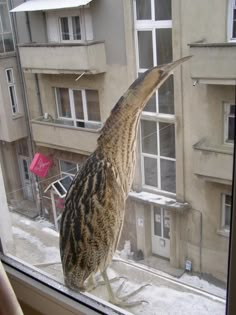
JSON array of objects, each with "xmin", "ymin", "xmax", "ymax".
[{"xmin": 59, "ymin": 56, "xmax": 191, "ymax": 307}]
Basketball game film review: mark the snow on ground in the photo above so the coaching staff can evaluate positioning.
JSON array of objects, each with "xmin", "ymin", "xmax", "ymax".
[{"xmin": 9, "ymin": 212, "xmax": 226, "ymax": 315}]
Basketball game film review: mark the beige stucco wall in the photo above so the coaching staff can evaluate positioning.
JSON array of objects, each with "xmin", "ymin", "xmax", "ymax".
[
  {"xmin": 172, "ymin": 0, "xmax": 232, "ymax": 281},
  {"xmin": 0, "ymin": 55, "xmax": 27, "ymax": 142}
]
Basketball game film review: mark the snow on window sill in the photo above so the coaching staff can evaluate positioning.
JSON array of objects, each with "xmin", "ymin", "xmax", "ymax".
[
  {"xmin": 217, "ymin": 229, "xmax": 230, "ymax": 238},
  {"xmin": 129, "ymin": 190, "xmax": 190, "ymax": 212}
]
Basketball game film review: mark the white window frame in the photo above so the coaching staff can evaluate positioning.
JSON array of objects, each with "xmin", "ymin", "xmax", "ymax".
[
  {"xmin": 59, "ymin": 14, "xmax": 84, "ymax": 42},
  {"xmin": 5, "ymin": 68, "xmax": 18, "ymax": 115},
  {"xmin": 140, "ymin": 118, "xmax": 176, "ymax": 195},
  {"xmin": 228, "ymin": 0, "xmax": 236, "ymax": 42},
  {"xmin": 55, "ymin": 87, "xmax": 101, "ymax": 129},
  {"xmin": 59, "ymin": 159, "xmax": 79, "ymax": 177},
  {"xmin": 224, "ymin": 102, "xmax": 235, "ymax": 144},
  {"xmin": 221, "ymin": 193, "xmax": 231, "ymax": 231},
  {"xmin": 0, "ymin": 1, "xmax": 14, "ymax": 53},
  {"xmin": 134, "ymin": 0, "xmax": 175, "ymax": 195}
]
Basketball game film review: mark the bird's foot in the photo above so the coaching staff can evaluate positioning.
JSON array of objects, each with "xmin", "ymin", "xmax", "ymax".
[{"xmin": 109, "ymin": 281, "xmax": 150, "ymax": 307}]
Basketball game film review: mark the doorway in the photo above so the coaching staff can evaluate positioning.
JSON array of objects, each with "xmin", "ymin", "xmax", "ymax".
[{"xmin": 151, "ymin": 206, "xmax": 170, "ymax": 259}]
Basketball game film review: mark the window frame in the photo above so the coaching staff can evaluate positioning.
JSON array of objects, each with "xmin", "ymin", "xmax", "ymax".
[
  {"xmin": 58, "ymin": 13, "xmax": 84, "ymax": 42},
  {"xmin": 0, "ymin": 1, "xmax": 14, "ymax": 53},
  {"xmin": 5, "ymin": 68, "xmax": 18, "ymax": 115},
  {"xmin": 55, "ymin": 87, "xmax": 101, "ymax": 129},
  {"xmin": 140, "ymin": 117, "xmax": 176, "ymax": 195},
  {"xmin": 224, "ymin": 103, "xmax": 235, "ymax": 144},
  {"xmin": 222, "ymin": 193, "xmax": 232, "ymax": 231},
  {"xmin": 228, "ymin": 0, "xmax": 236, "ymax": 42},
  {"xmin": 59, "ymin": 159, "xmax": 79, "ymax": 177},
  {"xmin": 134, "ymin": 0, "xmax": 175, "ymax": 195}
]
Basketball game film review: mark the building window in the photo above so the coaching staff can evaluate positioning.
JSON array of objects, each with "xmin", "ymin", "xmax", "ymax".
[
  {"xmin": 229, "ymin": 0, "xmax": 236, "ymax": 40},
  {"xmin": 224, "ymin": 103, "xmax": 235, "ymax": 144},
  {"xmin": 5, "ymin": 68, "xmax": 18, "ymax": 114},
  {"xmin": 59, "ymin": 16, "xmax": 82, "ymax": 41},
  {"xmin": 55, "ymin": 88, "xmax": 101, "ymax": 129},
  {"xmin": 0, "ymin": 1, "xmax": 14, "ymax": 52},
  {"xmin": 135, "ymin": 0, "xmax": 175, "ymax": 193},
  {"xmin": 59, "ymin": 160, "xmax": 79, "ymax": 177},
  {"xmin": 222, "ymin": 193, "xmax": 232, "ymax": 230}
]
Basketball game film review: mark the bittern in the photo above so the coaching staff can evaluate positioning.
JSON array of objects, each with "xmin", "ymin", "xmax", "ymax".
[{"xmin": 60, "ymin": 56, "xmax": 190, "ymax": 307}]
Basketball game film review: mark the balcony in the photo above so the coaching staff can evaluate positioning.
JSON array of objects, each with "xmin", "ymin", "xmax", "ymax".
[
  {"xmin": 193, "ymin": 139, "xmax": 233, "ymax": 184},
  {"xmin": 18, "ymin": 41, "xmax": 107, "ymax": 74},
  {"xmin": 189, "ymin": 42, "xmax": 236, "ymax": 84},
  {"xmin": 31, "ymin": 118, "xmax": 100, "ymax": 154}
]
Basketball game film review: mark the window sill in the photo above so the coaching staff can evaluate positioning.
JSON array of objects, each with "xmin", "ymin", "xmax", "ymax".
[
  {"xmin": 12, "ymin": 113, "xmax": 24, "ymax": 120},
  {"xmin": 129, "ymin": 190, "xmax": 190, "ymax": 212},
  {"xmin": 217, "ymin": 229, "xmax": 230, "ymax": 238},
  {"xmin": 1, "ymin": 254, "xmax": 130, "ymax": 315}
]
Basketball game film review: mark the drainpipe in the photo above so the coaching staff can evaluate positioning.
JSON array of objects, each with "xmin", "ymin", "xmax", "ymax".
[
  {"xmin": 189, "ymin": 208, "xmax": 203, "ymax": 276},
  {"xmin": 9, "ymin": 0, "xmax": 43, "ymax": 215}
]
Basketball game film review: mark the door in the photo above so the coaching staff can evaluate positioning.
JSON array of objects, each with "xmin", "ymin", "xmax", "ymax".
[
  {"xmin": 151, "ymin": 206, "xmax": 170, "ymax": 258},
  {"xmin": 19, "ymin": 156, "xmax": 34, "ymax": 201}
]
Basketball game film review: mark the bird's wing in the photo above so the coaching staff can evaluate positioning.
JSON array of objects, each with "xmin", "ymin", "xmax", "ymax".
[{"xmin": 59, "ymin": 153, "xmax": 125, "ymax": 285}]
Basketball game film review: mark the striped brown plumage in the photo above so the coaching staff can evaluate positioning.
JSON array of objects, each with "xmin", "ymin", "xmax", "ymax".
[{"xmin": 59, "ymin": 57, "xmax": 191, "ymax": 292}]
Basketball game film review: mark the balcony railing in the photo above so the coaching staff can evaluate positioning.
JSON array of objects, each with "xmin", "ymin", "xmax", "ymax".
[
  {"xmin": 18, "ymin": 41, "xmax": 107, "ymax": 74},
  {"xmin": 189, "ymin": 42, "xmax": 236, "ymax": 84},
  {"xmin": 31, "ymin": 117, "xmax": 101, "ymax": 154},
  {"xmin": 193, "ymin": 138, "xmax": 233, "ymax": 184}
]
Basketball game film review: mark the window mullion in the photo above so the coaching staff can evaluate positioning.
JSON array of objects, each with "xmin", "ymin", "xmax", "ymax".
[
  {"xmin": 69, "ymin": 89, "xmax": 76, "ymax": 126},
  {"xmin": 157, "ymin": 121, "xmax": 161, "ymax": 189},
  {"xmin": 68, "ymin": 17, "xmax": 73, "ymax": 40},
  {"xmin": 82, "ymin": 90, "xmax": 88, "ymax": 122}
]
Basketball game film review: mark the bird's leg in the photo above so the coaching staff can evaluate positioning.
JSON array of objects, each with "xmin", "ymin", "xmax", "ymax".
[
  {"xmin": 86, "ymin": 273, "xmax": 126, "ymax": 292},
  {"xmin": 101, "ymin": 269, "xmax": 150, "ymax": 307}
]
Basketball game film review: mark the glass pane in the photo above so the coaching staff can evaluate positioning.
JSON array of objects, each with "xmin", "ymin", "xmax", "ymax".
[
  {"xmin": 60, "ymin": 176, "xmax": 73, "ymax": 191},
  {"xmin": 53, "ymin": 182, "xmax": 65, "ymax": 195},
  {"xmin": 141, "ymin": 120, "xmax": 157, "ymax": 155},
  {"xmin": 144, "ymin": 156, "xmax": 158, "ymax": 186},
  {"xmin": 230, "ymin": 104, "xmax": 235, "ymax": 115},
  {"xmin": 138, "ymin": 31, "xmax": 153, "ymax": 69},
  {"xmin": 233, "ymin": 9, "xmax": 236, "ymax": 38},
  {"xmin": 6, "ymin": 69, "xmax": 13, "ymax": 83},
  {"xmin": 159, "ymin": 123, "xmax": 175, "ymax": 158},
  {"xmin": 57, "ymin": 88, "xmax": 71, "ymax": 118},
  {"xmin": 73, "ymin": 90, "xmax": 84, "ymax": 120},
  {"xmin": 0, "ymin": 4, "xmax": 11, "ymax": 32},
  {"xmin": 228, "ymin": 116, "xmax": 235, "ymax": 141},
  {"xmin": 60, "ymin": 17, "xmax": 70, "ymax": 40},
  {"xmin": 60, "ymin": 160, "xmax": 77, "ymax": 175},
  {"xmin": 156, "ymin": 28, "xmax": 172, "ymax": 65},
  {"xmin": 154, "ymin": 207, "xmax": 162, "ymax": 236},
  {"xmin": 225, "ymin": 205, "xmax": 231, "ymax": 227},
  {"xmin": 9, "ymin": 86, "xmax": 17, "ymax": 108},
  {"xmin": 136, "ymin": 0, "xmax": 151, "ymax": 20},
  {"xmin": 72, "ymin": 16, "xmax": 81, "ymax": 40},
  {"xmin": 0, "ymin": 37, "xmax": 4, "ymax": 53},
  {"xmin": 160, "ymin": 159, "xmax": 176, "ymax": 193},
  {"xmin": 226, "ymin": 194, "xmax": 232, "ymax": 206},
  {"xmin": 163, "ymin": 210, "xmax": 170, "ymax": 239},
  {"xmin": 144, "ymin": 93, "xmax": 157, "ymax": 112},
  {"xmin": 4, "ymin": 33, "xmax": 14, "ymax": 52},
  {"xmin": 159, "ymin": 75, "xmax": 174, "ymax": 114},
  {"xmin": 155, "ymin": 0, "xmax": 172, "ymax": 20},
  {"xmin": 86, "ymin": 90, "xmax": 101, "ymax": 121}
]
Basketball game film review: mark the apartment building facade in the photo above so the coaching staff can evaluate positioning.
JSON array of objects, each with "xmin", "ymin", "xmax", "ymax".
[
  {"xmin": 9, "ymin": 0, "xmax": 235, "ymax": 283},
  {"xmin": 0, "ymin": 0, "xmax": 35, "ymax": 211}
]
